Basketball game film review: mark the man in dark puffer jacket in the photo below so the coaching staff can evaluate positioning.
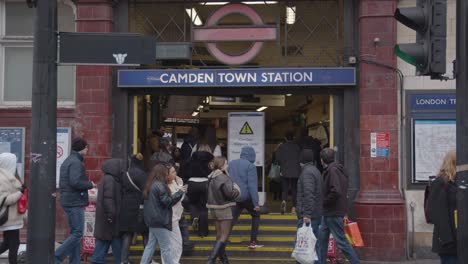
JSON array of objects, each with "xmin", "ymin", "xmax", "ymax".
[{"xmin": 296, "ymin": 149, "xmax": 322, "ymax": 262}]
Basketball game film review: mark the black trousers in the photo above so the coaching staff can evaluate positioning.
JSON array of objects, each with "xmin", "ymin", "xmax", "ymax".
[
  {"xmin": 231, "ymin": 200, "xmax": 260, "ymax": 243},
  {"xmin": 0, "ymin": 229, "xmax": 20, "ymax": 264},
  {"xmin": 281, "ymin": 177, "xmax": 298, "ymax": 207},
  {"xmin": 189, "ymin": 203, "xmax": 209, "ymax": 237},
  {"xmin": 120, "ymin": 231, "xmax": 148, "ymax": 264}
]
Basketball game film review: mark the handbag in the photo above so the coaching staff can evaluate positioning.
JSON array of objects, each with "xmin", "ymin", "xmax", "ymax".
[
  {"xmin": 268, "ymin": 162, "xmax": 281, "ymax": 183},
  {"xmin": 292, "ymin": 224, "xmax": 318, "ymax": 264},
  {"xmin": 344, "ymin": 218, "xmax": 364, "ymax": 247},
  {"xmin": 0, "ymin": 197, "xmax": 9, "ymax": 226},
  {"xmin": 17, "ymin": 188, "xmax": 28, "ymax": 214}
]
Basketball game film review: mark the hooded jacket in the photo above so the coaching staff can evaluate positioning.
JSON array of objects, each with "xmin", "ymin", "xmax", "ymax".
[
  {"xmin": 206, "ymin": 170, "xmax": 240, "ymax": 209},
  {"xmin": 228, "ymin": 146, "xmax": 259, "ymax": 207},
  {"xmin": 94, "ymin": 159, "xmax": 123, "ymax": 240},
  {"xmin": 59, "ymin": 151, "xmax": 93, "ymax": 207},
  {"xmin": 0, "ymin": 153, "xmax": 24, "ymax": 231},
  {"xmin": 322, "ymin": 162, "xmax": 349, "ymax": 217}
]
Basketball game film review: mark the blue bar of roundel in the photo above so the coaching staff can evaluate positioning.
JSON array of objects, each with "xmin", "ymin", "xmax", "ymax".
[{"xmin": 117, "ymin": 68, "xmax": 356, "ymax": 87}]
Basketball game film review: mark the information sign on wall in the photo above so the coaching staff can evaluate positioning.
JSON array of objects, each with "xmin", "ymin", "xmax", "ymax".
[
  {"xmin": 0, "ymin": 128, "xmax": 25, "ymax": 180},
  {"xmin": 56, "ymin": 128, "xmax": 71, "ymax": 187},
  {"xmin": 370, "ymin": 132, "xmax": 390, "ymax": 158},
  {"xmin": 228, "ymin": 112, "xmax": 265, "ymax": 166}
]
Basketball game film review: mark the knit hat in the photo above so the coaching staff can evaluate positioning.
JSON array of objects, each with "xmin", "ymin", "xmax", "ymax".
[
  {"xmin": 0, "ymin": 153, "xmax": 18, "ymax": 175},
  {"xmin": 72, "ymin": 137, "xmax": 88, "ymax": 152}
]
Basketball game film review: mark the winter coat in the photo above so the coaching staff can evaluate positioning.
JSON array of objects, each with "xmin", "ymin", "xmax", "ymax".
[
  {"xmin": 275, "ymin": 141, "xmax": 301, "ymax": 179},
  {"xmin": 298, "ymin": 136, "xmax": 323, "ymax": 173},
  {"xmin": 429, "ymin": 176, "xmax": 457, "ymax": 256},
  {"xmin": 119, "ymin": 157, "xmax": 148, "ymax": 233},
  {"xmin": 228, "ymin": 146, "xmax": 259, "ymax": 207},
  {"xmin": 59, "ymin": 151, "xmax": 93, "ymax": 208},
  {"xmin": 322, "ymin": 162, "xmax": 349, "ymax": 217},
  {"xmin": 0, "ymin": 153, "xmax": 24, "ymax": 231},
  {"xmin": 191, "ymin": 144, "xmax": 222, "ymax": 157},
  {"xmin": 181, "ymin": 151, "xmax": 213, "ymax": 183},
  {"xmin": 180, "ymin": 135, "xmax": 196, "ymax": 162},
  {"xmin": 144, "ymin": 181, "xmax": 184, "ymax": 231},
  {"xmin": 206, "ymin": 170, "xmax": 240, "ymax": 209},
  {"xmin": 94, "ymin": 159, "xmax": 123, "ymax": 241},
  {"xmin": 296, "ymin": 162, "xmax": 322, "ymax": 220}
]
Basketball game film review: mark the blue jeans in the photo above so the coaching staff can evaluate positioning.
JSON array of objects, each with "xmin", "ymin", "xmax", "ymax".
[
  {"xmin": 439, "ymin": 254, "xmax": 458, "ymax": 264},
  {"xmin": 55, "ymin": 207, "xmax": 84, "ymax": 264},
  {"xmin": 140, "ymin": 227, "xmax": 173, "ymax": 264},
  {"xmin": 296, "ymin": 218, "xmax": 321, "ymax": 264},
  {"xmin": 90, "ymin": 238, "xmax": 122, "ymax": 264},
  {"xmin": 318, "ymin": 216, "xmax": 360, "ymax": 264}
]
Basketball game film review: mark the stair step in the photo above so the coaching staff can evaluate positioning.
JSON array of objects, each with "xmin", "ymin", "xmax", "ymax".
[
  {"xmin": 188, "ymin": 225, "xmax": 297, "ymax": 232},
  {"xmin": 128, "ymin": 256, "xmax": 296, "ymax": 263}
]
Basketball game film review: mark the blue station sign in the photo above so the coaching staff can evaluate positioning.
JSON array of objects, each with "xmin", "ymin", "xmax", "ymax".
[
  {"xmin": 410, "ymin": 94, "xmax": 456, "ymax": 111},
  {"xmin": 117, "ymin": 68, "xmax": 356, "ymax": 87}
]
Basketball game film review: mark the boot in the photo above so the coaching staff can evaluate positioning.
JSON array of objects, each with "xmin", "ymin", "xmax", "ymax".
[
  {"xmin": 207, "ymin": 240, "xmax": 223, "ymax": 264},
  {"xmin": 218, "ymin": 242, "xmax": 229, "ymax": 264},
  {"xmin": 180, "ymin": 213, "xmax": 195, "ymax": 256}
]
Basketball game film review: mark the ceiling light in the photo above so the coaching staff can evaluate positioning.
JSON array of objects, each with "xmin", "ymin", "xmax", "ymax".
[
  {"xmin": 192, "ymin": 111, "xmax": 199, "ymax": 117},
  {"xmin": 185, "ymin": 8, "xmax": 203, "ymax": 26},
  {"xmin": 202, "ymin": 1, "xmax": 278, "ymax": 5},
  {"xmin": 286, "ymin": 94, "xmax": 292, "ymax": 96},
  {"xmin": 256, "ymin": 106, "xmax": 268, "ymax": 112},
  {"xmin": 286, "ymin": 6, "xmax": 296, "ymax": 25}
]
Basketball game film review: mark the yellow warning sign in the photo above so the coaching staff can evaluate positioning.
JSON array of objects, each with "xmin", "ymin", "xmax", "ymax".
[{"xmin": 239, "ymin": 122, "xmax": 254, "ymax": 134}]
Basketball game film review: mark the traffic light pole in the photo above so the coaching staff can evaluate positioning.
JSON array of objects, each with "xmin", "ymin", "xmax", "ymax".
[
  {"xmin": 26, "ymin": 0, "xmax": 58, "ymax": 263},
  {"xmin": 456, "ymin": 0, "xmax": 468, "ymax": 263}
]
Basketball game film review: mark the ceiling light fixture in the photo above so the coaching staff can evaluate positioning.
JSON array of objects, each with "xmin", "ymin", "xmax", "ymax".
[
  {"xmin": 286, "ymin": 94, "xmax": 292, "ymax": 96},
  {"xmin": 202, "ymin": 1, "xmax": 278, "ymax": 5},
  {"xmin": 286, "ymin": 6, "xmax": 296, "ymax": 25},
  {"xmin": 185, "ymin": 8, "xmax": 203, "ymax": 26},
  {"xmin": 192, "ymin": 111, "xmax": 200, "ymax": 117},
  {"xmin": 256, "ymin": 106, "xmax": 268, "ymax": 112}
]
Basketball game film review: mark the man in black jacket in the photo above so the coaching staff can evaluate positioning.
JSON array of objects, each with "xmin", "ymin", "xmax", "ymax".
[
  {"xmin": 55, "ymin": 137, "xmax": 95, "ymax": 264},
  {"xmin": 296, "ymin": 149, "xmax": 322, "ymax": 260},
  {"xmin": 317, "ymin": 148, "xmax": 359, "ymax": 264}
]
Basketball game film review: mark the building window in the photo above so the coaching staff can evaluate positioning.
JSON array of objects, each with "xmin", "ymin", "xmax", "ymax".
[{"xmin": 0, "ymin": 0, "xmax": 76, "ymax": 107}]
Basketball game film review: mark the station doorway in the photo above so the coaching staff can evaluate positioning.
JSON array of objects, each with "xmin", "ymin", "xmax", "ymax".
[{"xmin": 130, "ymin": 91, "xmax": 335, "ymax": 213}]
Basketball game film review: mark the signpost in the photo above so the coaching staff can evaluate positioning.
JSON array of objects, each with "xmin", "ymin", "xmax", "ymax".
[{"xmin": 228, "ymin": 112, "xmax": 265, "ymax": 205}]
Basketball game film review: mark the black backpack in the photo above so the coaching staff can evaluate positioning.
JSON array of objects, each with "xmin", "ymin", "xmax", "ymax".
[{"xmin": 424, "ymin": 176, "xmax": 436, "ymax": 224}]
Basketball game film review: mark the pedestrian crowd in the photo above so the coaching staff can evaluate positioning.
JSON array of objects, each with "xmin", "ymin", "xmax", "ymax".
[{"xmin": 0, "ymin": 125, "xmax": 457, "ymax": 264}]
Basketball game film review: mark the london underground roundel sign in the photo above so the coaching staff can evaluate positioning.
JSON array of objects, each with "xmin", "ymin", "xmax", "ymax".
[{"xmin": 193, "ymin": 4, "xmax": 277, "ymax": 65}]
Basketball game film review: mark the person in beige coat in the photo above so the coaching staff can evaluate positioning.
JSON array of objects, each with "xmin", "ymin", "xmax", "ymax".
[{"xmin": 0, "ymin": 153, "xmax": 25, "ymax": 264}]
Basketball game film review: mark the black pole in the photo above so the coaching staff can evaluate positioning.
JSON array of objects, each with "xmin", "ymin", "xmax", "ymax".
[
  {"xmin": 456, "ymin": 0, "xmax": 468, "ymax": 263},
  {"xmin": 27, "ymin": 0, "xmax": 58, "ymax": 263}
]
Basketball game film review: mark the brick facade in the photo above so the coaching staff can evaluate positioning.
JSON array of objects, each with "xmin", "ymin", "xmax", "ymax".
[{"xmin": 355, "ymin": 0, "xmax": 406, "ymax": 261}]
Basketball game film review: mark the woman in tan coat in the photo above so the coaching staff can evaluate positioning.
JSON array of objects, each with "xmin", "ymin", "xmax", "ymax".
[{"xmin": 0, "ymin": 153, "xmax": 25, "ymax": 264}]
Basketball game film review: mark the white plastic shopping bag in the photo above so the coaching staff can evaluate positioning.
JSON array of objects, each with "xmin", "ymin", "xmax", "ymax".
[{"xmin": 292, "ymin": 223, "xmax": 318, "ymax": 264}]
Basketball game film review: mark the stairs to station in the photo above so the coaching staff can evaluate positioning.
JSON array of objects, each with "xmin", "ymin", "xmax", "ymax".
[{"xmin": 130, "ymin": 213, "xmax": 298, "ymax": 263}]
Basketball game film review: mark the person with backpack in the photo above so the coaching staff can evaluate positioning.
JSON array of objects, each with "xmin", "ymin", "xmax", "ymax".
[{"xmin": 428, "ymin": 150, "xmax": 458, "ymax": 264}]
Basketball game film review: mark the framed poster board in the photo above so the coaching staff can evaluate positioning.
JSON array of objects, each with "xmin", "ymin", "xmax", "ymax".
[{"xmin": 0, "ymin": 127, "xmax": 25, "ymax": 180}]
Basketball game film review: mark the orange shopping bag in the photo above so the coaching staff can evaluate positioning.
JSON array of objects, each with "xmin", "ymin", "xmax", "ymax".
[{"xmin": 344, "ymin": 218, "xmax": 364, "ymax": 247}]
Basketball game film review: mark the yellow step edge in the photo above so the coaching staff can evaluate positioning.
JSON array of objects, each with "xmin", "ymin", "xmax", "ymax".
[
  {"xmin": 184, "ymin": 214, "xmax": 297, "ymax": 221},
  {"xmin": 129, "ymin": 256, "xmax": 296, "ymax": 262},
  {"xmin": 189, "ymin": 226, "xmax": 296, "ymax": 232},
  {"xmin": 130, "ymin": 245, "xmax": 293, "ymax": 252},
  {"xmin": 136, "ymin": 236, "xmax": 295, "ymax": 243}
]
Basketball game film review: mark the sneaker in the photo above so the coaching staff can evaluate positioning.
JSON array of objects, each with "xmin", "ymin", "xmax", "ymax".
[
  {"xmin": 192, "ymin": 217, "xmax": 199, "ymax": 232},
  {"xmin": 280, "ymin": 200, "xmax": 286, "ymax": 215},
  {"xmin": 248, "ymin": 242, "xmax": 264, "ymax": 249}
]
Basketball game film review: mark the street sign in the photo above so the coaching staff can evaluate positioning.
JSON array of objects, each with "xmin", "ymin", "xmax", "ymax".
[{"xmin": 59, "ymin": 32, "xmax": 156, "ymax": 66}]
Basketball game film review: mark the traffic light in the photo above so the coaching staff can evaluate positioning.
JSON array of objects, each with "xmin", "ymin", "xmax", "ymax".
[{"xmin": 394, "ymin": 0, "xmax": 447, "ymax": 79}]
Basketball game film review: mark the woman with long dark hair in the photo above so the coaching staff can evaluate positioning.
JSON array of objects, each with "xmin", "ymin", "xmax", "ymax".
[
  {"xmin": 139, "ymin": 164, "xmax": 186, "ymax": 264},
  {"xmin": 429, "ymin": 150, "xmax": 458, "ymax": 264},
  {"xmin": 206, "ymin": 157, "xmax": 240, "ymax": 264}
]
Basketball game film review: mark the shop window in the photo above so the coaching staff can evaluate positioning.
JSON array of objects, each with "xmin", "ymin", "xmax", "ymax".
[{"xmin": 0, "ymin": 0, "xmax": 76, "ymax": 106}]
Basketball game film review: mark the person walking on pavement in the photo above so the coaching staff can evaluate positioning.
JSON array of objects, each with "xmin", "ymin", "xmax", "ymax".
[
  {"xmin": 317, "ymin": 148, "xmax": 360, "ymax": 264},
  {"xmin": 275, "ymin": 130, "xmax": 301, "ymax": 214},
  {"xmin": 55, "ymin": 137, "xmax": 95, "ymax": 264},
  {"xmin": 206, "ymin": 157, "xmax": 240, "ymax": 264},
  {"xmin": 228, "ymin": 146, "xmax": 262, "ymax": 249},
  {"xmin": 139, "ymin": 164, "xmax": 186, "ymax": 264},
  {"xmin": 295, "ymin": 149, "xmax": 322, "ymax": 262},
  {"xmin": 0, "ymin": 153, "xmax": 26, "ymax": 264},
  {"xmin": 90, "ymin": 159, "xmax": 124, "ymax": 264},
  {"xmin": 120, "ymin": 153, "xmax": 149, "ymax": 264},
  {"xmin": 428, "ymin": 150, "xmax": 458, "ymax": 264}
]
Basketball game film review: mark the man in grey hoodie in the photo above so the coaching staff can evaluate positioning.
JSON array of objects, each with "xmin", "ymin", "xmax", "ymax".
[{"xmin": 228, "ymin": 146, "xmax": 261, "ymax": 249}]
